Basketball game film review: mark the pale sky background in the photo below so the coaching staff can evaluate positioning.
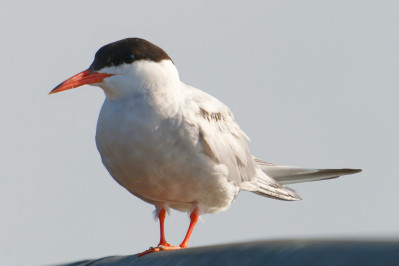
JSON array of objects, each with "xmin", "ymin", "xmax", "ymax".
[{"xmin": 1, "ymin": 1, "xmax": 398, "ymax": 265}]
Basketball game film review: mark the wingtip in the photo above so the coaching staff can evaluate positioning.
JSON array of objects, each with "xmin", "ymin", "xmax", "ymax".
[{"xmin": 345, "ymin": 168, "xmax": 362, "ymax": 174}]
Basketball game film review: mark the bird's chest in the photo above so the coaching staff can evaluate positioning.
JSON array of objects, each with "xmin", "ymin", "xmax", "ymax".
[{"xmin": 95, "ymin": 99, "xmax": 193, "ymax": 194}]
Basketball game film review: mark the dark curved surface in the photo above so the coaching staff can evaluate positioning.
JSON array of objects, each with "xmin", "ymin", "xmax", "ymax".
[{"xmin": 59, "ymin": 239, "xmax": 399, "ymax": 266}]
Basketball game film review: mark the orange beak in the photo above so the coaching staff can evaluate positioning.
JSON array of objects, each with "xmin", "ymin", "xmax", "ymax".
[{"xmin": 49, "ymin": 69, "xmax": 113, "ymax": 94}]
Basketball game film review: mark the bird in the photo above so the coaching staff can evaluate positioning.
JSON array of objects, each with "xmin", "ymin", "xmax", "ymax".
[{"xmin": 50, "ymin": 38, "xmax": 361, "ymax": 256}]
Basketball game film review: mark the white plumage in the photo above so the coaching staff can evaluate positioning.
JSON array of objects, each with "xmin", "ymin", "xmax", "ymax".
[
  {"xmin": 51, "ymin": 38, "xmax": 361, "ymax": 253},
  {"xmin": 95, "ymin": 59, "xmax": 301, "ymax": 215}
]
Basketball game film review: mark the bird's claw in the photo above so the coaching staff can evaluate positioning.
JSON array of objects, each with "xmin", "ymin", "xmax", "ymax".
[{"xmin": 138, "ymin": 245, "xmax": 181, "ymax": 257}]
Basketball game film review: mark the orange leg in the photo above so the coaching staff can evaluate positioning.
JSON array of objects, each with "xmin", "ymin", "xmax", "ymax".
[
  {"xmin": 180, "ymin": 207, "xmax": 199, "ymax": 248},
  {"xmin": 138, "ymin": 207, "xmax": 199, "ymax": 257},
  {"xmin": 138, "ymin": 209, "xmax": 180, "ymax": 257},
  {"xmin": 157, "ymin": 209, "xmax": 170, "ymax": 247}
]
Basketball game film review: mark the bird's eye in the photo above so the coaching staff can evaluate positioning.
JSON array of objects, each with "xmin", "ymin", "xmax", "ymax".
[{"xmin": 123, "ymin": 54, "xmax": 135, "ymax": 64}]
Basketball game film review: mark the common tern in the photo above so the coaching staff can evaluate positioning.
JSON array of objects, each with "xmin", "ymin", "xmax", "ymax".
[{"xmin": 50, "ymin": 38, "xmax": 361, "ymax": 255}]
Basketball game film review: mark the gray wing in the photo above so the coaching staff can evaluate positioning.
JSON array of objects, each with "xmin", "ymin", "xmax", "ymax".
[
  {"xmin": 195, "ymin": 109, "xmax": 303, "ymax": 201},
  {"xmin": 255, "ymin": 158, "xmax": 362, "ymax": 185},
  {"xmin": 196, "ymin": 105, "xmax": 257, "ymax": 185},
  {"xmin": 184, "ymin": 86, "xmax": 302, "ymax": 201},
  {"xmin": 184, "ymin": 85, "xmax": 257, "ymax": 185}
]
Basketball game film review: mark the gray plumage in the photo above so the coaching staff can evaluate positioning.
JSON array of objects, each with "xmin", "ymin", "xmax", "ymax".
[{"xmin": 255, "ymin": 158, "xmax": 362, "ymax": 185}]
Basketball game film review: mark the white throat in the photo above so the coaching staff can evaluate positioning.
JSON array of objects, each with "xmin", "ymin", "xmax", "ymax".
[{"xmin": 96, "ymin": 59, "xmax": 181, "ymax": 101}]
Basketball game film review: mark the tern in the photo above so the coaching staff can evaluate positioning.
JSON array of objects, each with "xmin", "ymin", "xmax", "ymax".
[{"xmin": 50, "ymin": 38, "xmax": 361, "ymax": 255}]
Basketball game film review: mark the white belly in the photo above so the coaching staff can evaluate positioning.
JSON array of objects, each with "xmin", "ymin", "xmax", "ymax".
[{"xmin": 95, "ymin": 99, "xmax": 239, "ymax": 214}]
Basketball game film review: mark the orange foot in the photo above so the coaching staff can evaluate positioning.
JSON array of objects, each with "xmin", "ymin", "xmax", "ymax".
[{"xmin": 138, "ymin": 245, "xmax": 181, "ymax": 257}]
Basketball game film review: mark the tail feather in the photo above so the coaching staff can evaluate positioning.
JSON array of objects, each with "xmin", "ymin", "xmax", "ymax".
[
  {"xmin": 255, "ymin": 158, "xmax": 362, "ymax": 185},
  {"xmin": 253, "ymin": 174, "xmax": 302, "ymax": 201}
]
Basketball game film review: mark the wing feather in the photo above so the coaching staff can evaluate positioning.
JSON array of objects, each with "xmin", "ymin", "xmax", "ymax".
[
  {"xmin": 184, "ymin": 85, "xmax": 256, "ymax": 185},
  {"xmin": 182, "ymin": 85, "xmax": 303, "ymax": 201}
]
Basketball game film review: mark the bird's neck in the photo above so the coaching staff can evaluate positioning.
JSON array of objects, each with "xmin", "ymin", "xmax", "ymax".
[{"xmin": 99, "ymin": 60, "xmax": 182, "ymax": 102}]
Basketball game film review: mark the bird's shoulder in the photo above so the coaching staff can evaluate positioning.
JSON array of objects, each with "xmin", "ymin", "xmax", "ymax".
[{"xmin": 181, "ymin": 84, "xmax": 236, "ymax": 125}]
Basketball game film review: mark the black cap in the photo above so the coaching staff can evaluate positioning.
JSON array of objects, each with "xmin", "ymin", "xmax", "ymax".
[{"xmin": 89, "ymin": 38, "xmax": 172, "ymax": 71}]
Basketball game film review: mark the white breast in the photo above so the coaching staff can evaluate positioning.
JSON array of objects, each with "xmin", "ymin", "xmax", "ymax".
[{"xmin": 95, "ymin": 62, "xmax": 239, "ymax": 214}]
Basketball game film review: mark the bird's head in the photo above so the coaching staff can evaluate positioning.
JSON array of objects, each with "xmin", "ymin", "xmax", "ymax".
[{"xmin": 50, "ymin": 38, "xmax": 177, "ymax": 99}]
